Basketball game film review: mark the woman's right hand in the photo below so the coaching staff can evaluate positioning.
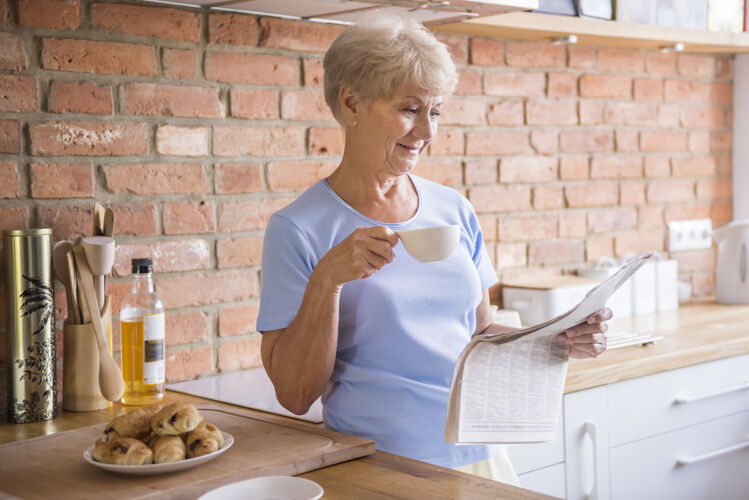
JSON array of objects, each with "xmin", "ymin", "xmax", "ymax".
[{"xmin": 315, "ymin": 226, "xmax": 399, "ymax": 287}]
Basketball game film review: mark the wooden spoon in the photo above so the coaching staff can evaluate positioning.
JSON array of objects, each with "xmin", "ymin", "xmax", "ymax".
[
  {"xmin": 72, "ymin": 246, "xmax": 124, "ymax": 402},
  {"xmin": 53, "ymin": 240, "xmax": 76, "ymax": 324},
  {"xmin": 65, "ymin": 250, "xmax": 80, "ymax": 324},
  {"xmin": 94, "ymin": 203, "xmax": 105, "ymax": 236},
  {"xmin": 103, "ymin": 207, "xmax": 114, "ymax": 238},
  {"xmin": 82, "ymin": 236, "xmax": 115, "ymax": 312}
]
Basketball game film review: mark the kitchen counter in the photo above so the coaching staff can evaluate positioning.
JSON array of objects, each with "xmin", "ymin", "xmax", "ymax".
[{"xmin": 565, "ymin": 297, "xmax": 749, "ymax": 393}]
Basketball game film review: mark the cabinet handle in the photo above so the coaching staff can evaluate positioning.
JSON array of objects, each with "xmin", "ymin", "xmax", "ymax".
[
  {"xmin": 673, "ymin": 379, "xmax": 749, "ymax": 404},
  {"xmin": 676, "ymin": 439, "xmax": 749, "ymax": 466},
  {"xmin": 583, "ymin": 422, "xmax": 600, "ymax": 500}
]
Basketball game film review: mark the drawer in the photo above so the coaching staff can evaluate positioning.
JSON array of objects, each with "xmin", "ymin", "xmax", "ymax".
[
  {"xmin": 607, "ymin": 354, "xmax": 749, "ymax": 446},
  {"xmin": 517, "ymin": 462, "xmax": 565, "ymax": 499},
  {"xmin": 505, "ymin": 416, "xmax": 565, "ymax": 474},
  {"xmin": 609, "ymin": 410, "xmax": 749, "ymax": 500}
]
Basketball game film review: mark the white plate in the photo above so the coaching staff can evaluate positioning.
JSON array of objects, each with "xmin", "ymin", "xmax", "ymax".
[
  {"xmin": 198, "ymin": 475, "xmax": 324, "ymax": 500},
  {"xmin": 83, "ymin": 432, "xmax": 234, "ymax": 475}
]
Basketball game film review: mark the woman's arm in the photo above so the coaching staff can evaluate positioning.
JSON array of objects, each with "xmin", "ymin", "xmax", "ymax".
[{"xmin": 473, "ymin": 290, "xmax": 521, "ymax": 338}]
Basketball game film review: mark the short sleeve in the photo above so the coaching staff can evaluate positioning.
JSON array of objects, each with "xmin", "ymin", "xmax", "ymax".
[
  {"xmin": 257, "ymin": 214, "xmax": 317, "ymax": 332},
  {"xmin": 463, "ymin": 200, "xmax": 497, "ymax": 291}
]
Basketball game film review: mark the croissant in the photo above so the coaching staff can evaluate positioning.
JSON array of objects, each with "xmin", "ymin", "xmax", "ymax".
[
  {"xmin": 151, "ymin": 403, "xmax": 203, "ymax": 435},
  {"xmin": 145, "ymin": 433, "xmax": 187, "ymax": 464},
  {"xmin": 101, "ymin": 406, "xmax": 160, "ymax": 443},
  {"xmin": 92, "ymin": 437, "xmax": 153, "ymax": 465},
  {"xmin": 184, "ymin": 422, "xmax": 224, "ymax": 458}
]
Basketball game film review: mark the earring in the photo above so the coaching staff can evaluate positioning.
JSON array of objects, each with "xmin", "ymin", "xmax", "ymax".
[{"xmin": 352, "ymin": 120, "xmax": 358, "ymax": 127}]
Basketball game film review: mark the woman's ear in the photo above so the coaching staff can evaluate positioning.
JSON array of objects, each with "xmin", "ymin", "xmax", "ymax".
[{"xmin": 339, "ymin": 85, "xmax": 359, "ymax": 128}]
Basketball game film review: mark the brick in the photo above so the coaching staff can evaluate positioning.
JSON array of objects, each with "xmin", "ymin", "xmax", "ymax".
[
  {"xmin": 205, "ymin": 52, "xmax": 298, "ymax": 85},
  {"xmin": 526, "ymin": 100, "xmax": 577, "ymax": 126},
  {"xmin": 499, "ymin": 156, "xmax": 556, "ymax": 183},
  {"xmin": 598, "ymin": 48, "xmax": 643, "ymax": 73},
  {"xmin": 664, "ymin": 204, "xmax": 710, "ymax": 222},
  {"xmin": 114, "ymin": 239, "xmax": 211, "ymax": 276},
  {"xmin": 29, "ymin": 121, "xmax": 147, "ymax": 156},
  {"xmin": 158, "ymin": 271, "xmax": 257, "ymax": 309},
  {"xmin": 640, "ymin": 130, "xmax": 689, "ymax": 153},
  {"xmin": 620, "ymin": 180, "xmax": 646, "ymax": 205},
  {"xmin": 213, "ymin": 126, "xmax": 305, "ymax": 157},
  {"xmin": 579, "ymin": 100, "xmax": 604, "ymax": 125},
  {"xmin": 0, "ymin": 120, "xmax": 20, "ymax": 153},
  {"xmin": 672, "ymin": 157, "xmax": 716, "ymax": 177},
  {"xmin": 209, "ymin": 13, "xmax": 257, "ymax": 46},
  {"xmin": 689, "ymin": 131, "xmax": 711, "ymax": 153},
  {"xmin": 411, "ymin": 158, "xmax": 462, "ymax": 186},
  {"xmin": 533, "ymin": 185, "xmax": 564, "ymax": 210},
  {"xmin": 0, "ymin": 207, "xmax": 28, "ymax": 232},
  {"xmin": 218, "ymin": 337, "xmax": 262, "ymax": 372},
  {"xmin": 530, "ymin": 130, "xmax": 558, "ymax": 155},
  {"xmin": 19, "ymin": 0, "xmax": 78, "ymax": 29},
  {"xmin": 646, "ymin": 52, "xmax": 675, "ymax": 75},
  {"xmin": 499, "ymin": 213, "xmax": 557, "ymax": 242},
  {"xmin": 435, "ymin": 33, "xmax": 467, "ymax": 64},
  {"xmin": 30, "ymin": 163, "xmax": 93, "ymax": 198},
  {"xmin": 586, "ymin": 236, "xmax": 613, "ymax": 261},
  {"xmin": 646, "ymin": 179, "xmax": 694, "ymax": 203},
  {"xmin": 469, "ymin": 185, "xmax": 531, "ymax": 213},
  {"xmin": 560, "ymin": 156, "xmax": 588, "ymax": 180},
  {"xmin": 267, "ymin": 160, "xmax": 336, "ymax": 192},
  {"xmin": 0, "ymin": 75, "xmax": 37, "ymax": 112},
  {"xmin": 634, "ymin": 78, "xmax": 662, "ymax": 101},
  {"xmin": 711, "ymin": 130, "xmax": 732, "ymax": 152},
  {"xmin": 217, "ymin": 236, "xmax": 263, "ymax": 268},
  {"xmin": 614, "ymin": 230, "xmax": 664, "ymax": 256},
  {"xmin": 163, "ymin": 201, "xmax": 216, "ymax": 235},
  {"xmin": 230, "ymin": 89, "xmax": 279, "ymax": 120},
  {"xmin": 568, "ymin": 46, "xmax": 596, "ymax": 69},
  {"xmin": 696, "ymin": 178, "xmax": 732, "ymax": 200},
  {"xmin": 487, "ymin": 101, "xmax": 524, "ymax": 126},
  {"xmin": 529, "ymin": 240, "xmax": 584, "ymax": 266},
  {"xmin": 91, "ymin": 3, "xmax": 199, "ymax": 42},
  {"xmin": 442, "ymin": 98, "xmax": 486, "ymax": 126},
  {"xmin": 165, "ymin": 311, "xmax": 210, "ymax": 347},
  {"xmin": 42, "ymin": 38, "xmax": 155, "ymax": 76},
  {"xmin": 615, "ymin": 129, "xmax": 639, "ymax": 153},
  {"xmin": 715, "ymin": 57, "xmax": 732, "ymax": 79},
  {"xmin": 48, "ymin": 81, "xmax": 112, "ymax": 115},
  {"xmin": 548, "ymin": 72, "xmax": 577, "ymax": 97},
  {"xmin": 162, "ymin": 49, "xmax": 197, "ymax": 80},
  {"xmin": 711, "ymin": 201, "xmax": 732, "ymax": 223},
  {"xmin": 219, "ymin": 198, "xmax": 292, "ymax": 232},
  {"xmin": 281, "ymin": 90, "xmax": 334, "ymax": 121},
  {"xmin": 604, "ymin": 102, "xmax": 657, "ymax": 126},
  {"xmin": 309, "ymin": 127, "xmax": 344, "ymax": 156},
  {"xmin": 39, "ymin": 205, "xmax": 92, "ymax": 240},
  {"xmin": 590, "ymin": 156, "xmax": 642, "ymax": 179},
  {"xmin": 588, "ymin": 208, "xmax": 637, "ymax": 233},
  {"xmin": 220, "ymin": 304, "xmax": 260, "ymax": 336},
  {"xmin": 0, "ymin": 33, "xmax": 27, "ymax": 71},
  {"xmin": 496, "ymin": 242, "xmax": 527, "ymax": 269},
  {"xmin": 165, "ymin": 347, "xmax": 212, "ymax": 383},
  {"xmin": 579, "ymin": 74, "xmax": 631, "ymax": 98},
  {"xmin": 644, "ymin": 156, "xmax": 670, "ymax": 177},
  {"xmin": 104, "ymin": 163, "xmax": 208, "ymax": 194},
  {"xmin": 215, "ymin": 163, "xmax": 263, "ymax": 194},
  {"xmin": 712, "ymin": 82, "xmax": 732, "ymax": 105},
  {"xmin": 484, "ymin": 71, "xmax": 545, "ymax": 97},
  {"xmin": 259, "ymin": 17, "xmax": 342, "ymax": 52},
  {"xmin": 560, "ymin": 212, "xmax": 587, "ymax": 238},
  {"xmin": 716, "ymin": 155, "xmax": 731, "ymax": 175},
  {"xmin": 0, "ymin": 162, "xmax": 18, "ymax": 198},
  {"xmin": 565, "ymin": 182, "xmax": 618, "ymax": 207},
  {"xmin": 455, "ymin": 69, "xmax": 481, "ymax": 95},
  {"xmin": 639, "ymin": 205, "xmax": 664, "ymax": 229},
  {"xmin": 121, "ymin": 83, "xmax": 223, "ymax": 118},
  {"xmin": 0, "ymin": 0, "xmax": 7, "ymax": 26},
  {"xmin": 506, "ymin": 41, "xmax": 564, "ymax": 68},
  {"xmin": 560, "ymin": 129, "xmax": 614, "ymax": 153},
  {"xmin": 479, "ymin": 215, "xmax": 497, "ymax": 242},
  {"xmin": 111, "ymin": 204, "xmax": 157, "ymax": 236},
  {"xmin": 155, "ymin": 125, "xmax": 209, "ymax": 157},
  {"xmin": 657, "ymin": 104, "xmax": 680, "ymax": 127},
  {"xmin": 677, "ymin": 54, "xmax": 715, "ymax": 78},
  {"xmin": 464, "ymin": 158, "xmax": 497, "ymax": 185},
  {"xmin": 429, "ymin": 128, "xmax": 464, "ymax": 156},
  {"xmin": 680, "ymin": 105, "xmax": 724, "ymax": 128},
  {"xmin": 664, "ymin": 80, "xmax": 711, "ymax": 102},
  {"xmin": 466, "ymin": 131, "xmax": 528, "ymax": 155},
  {"xmin": 470, "ymin": 38, "xmax": 504, "ymax": 66}
]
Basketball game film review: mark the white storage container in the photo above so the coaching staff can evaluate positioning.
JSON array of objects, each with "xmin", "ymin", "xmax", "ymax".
[
  {"xmin": 654, "ymin": 255, "xmax": 678, "ymax": 311},
  {"xmin": 625, "ymin": 255, "xmax": 657, "ymax": 315},
  {"xmin": 577, "ymin": 257, "xmax": 632, "ymax": 318},
  {"xmin": 501, "ymin": 275, "xmax": 600, "ymax": 327}
]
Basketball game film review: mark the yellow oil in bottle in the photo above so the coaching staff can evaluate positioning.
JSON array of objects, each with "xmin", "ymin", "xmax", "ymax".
[{"xmin": 121, "ymin": 318, "xmax": 164, "ymax": 405}]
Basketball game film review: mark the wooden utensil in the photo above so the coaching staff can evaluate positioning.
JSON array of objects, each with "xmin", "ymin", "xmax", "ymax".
[
  {"xmin": 53, "ymin": 240, "xmax": 75, "ymax": 323},
  {"xmin": 94, "ymin": 203, "xmax": 105, "ymax": 237},
  {"xmin": 72, "ymin": 246, "xmax": 124, "ymax": 402},
  {"xmin": 82, "ymin": 236, "xmax": 115, "ymax": 312},
  {"xmin": 65, "ymin": 249, "xmax": 81, "ymax": 324},
  {"xmin": 103, "ymin": 207, "xmax": 114, "ymax": 238}
]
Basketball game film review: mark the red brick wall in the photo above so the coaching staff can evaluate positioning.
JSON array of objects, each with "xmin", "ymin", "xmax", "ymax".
[{"xmin": 0, "ymin": 0, "xmax": 733, "ymax": 406}]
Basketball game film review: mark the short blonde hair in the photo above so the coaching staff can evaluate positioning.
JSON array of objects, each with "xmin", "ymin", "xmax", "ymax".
[{"xmin": 323, "ymin": 16, "xmax": 458, "ymax": 128}]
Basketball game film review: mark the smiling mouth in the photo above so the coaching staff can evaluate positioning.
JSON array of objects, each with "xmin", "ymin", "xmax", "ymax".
[{"xmin": 398, "ymin": 143, "xmax": 421, "ymax": 152}]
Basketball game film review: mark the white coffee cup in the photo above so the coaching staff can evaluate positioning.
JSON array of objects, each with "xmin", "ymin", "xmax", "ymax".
[{"xmin": 396, "ymin": 225, "xmax": 460, "ymax": 263}]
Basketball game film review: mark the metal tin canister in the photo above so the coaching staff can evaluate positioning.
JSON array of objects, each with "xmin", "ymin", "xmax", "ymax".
[{"xmin": 3, "ymin": 228, "xmax": 57, "ymax": 423}]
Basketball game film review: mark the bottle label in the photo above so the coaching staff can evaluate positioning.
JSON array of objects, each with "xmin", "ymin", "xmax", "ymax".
[{"xmin": 143, "ymin": 312, "xmax": 165, "ymax": 385}]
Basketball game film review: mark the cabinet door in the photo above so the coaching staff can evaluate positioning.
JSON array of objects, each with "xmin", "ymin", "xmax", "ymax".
[
  {"xmin": 564, "ymin": 386, "xmax": 609, "ymax": 500},
  {"xmin": 518, "ymin": 463, "xmax": 566, "ymax": 499},
  {"xmin": 506, "ymin": 413, "xmax": 565, "ymax": 475}
]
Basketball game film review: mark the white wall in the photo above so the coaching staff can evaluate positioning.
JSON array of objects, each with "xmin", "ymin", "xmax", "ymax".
[{"xmin": 734, "ymin": 53, "xmax": 749, "ymax": 220}]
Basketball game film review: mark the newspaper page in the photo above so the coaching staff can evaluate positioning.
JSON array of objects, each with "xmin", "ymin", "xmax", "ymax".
[{"xmin": 445, "ymin": 251, "xmax": 655, "ymax": 444}]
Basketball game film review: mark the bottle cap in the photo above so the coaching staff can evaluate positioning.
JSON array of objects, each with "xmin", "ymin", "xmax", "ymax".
[{"xmin": 131, "ymin": 258, "xmax": 153, "ymax": 274}]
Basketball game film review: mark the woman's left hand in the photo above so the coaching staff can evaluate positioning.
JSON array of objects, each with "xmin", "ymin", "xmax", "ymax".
[{"xmin": 556, "ymin": 307, "xmax": 612, "ymax": 359}]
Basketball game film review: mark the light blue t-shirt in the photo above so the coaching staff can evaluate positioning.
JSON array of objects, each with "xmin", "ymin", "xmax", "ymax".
[{"xmin": 257, "ymin": 174, "xmax": 500, "ymax": 468}]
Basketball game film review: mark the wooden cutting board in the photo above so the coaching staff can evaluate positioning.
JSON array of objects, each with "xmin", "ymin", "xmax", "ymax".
[{"xmin": 0, "ymin": 404, "xmax": 375, "ymax": 499}]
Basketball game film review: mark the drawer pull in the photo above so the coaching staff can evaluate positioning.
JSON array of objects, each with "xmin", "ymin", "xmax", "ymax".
[
  {"xmin": 583, "ymin": 422, "xmax": 600, "ymax": 500},
  {"xmin": 676, "ymin": 439, "xmax": 749, "ymax": 466},
  {"xmin": 673, "ymin": 379, "xmax": 749, "ymax": 404}
]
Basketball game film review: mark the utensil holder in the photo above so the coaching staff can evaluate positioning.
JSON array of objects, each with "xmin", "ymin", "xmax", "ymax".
[{"xmin": 62, "ymin": 295, "xmax": 114, "ymax": 411}]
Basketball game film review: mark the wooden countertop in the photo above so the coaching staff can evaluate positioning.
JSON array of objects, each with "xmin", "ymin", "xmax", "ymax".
[
  {"xmin": 565, "ymin": 297, "xmax": 749, "ymax": 393},
  {"xmin": 0, "ymin": 392, "xmax": 552, "ymax": 500}
]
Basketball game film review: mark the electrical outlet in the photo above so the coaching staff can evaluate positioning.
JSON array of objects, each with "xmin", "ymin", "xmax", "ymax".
[{"xmin": 668, "ymin": 219, "xmax": 713, "ymax": 252}]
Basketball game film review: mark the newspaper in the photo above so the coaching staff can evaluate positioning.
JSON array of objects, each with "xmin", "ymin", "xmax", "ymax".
[{"xmin": 445, "ymin": 251, "xmax": 655, "ymax": 444}]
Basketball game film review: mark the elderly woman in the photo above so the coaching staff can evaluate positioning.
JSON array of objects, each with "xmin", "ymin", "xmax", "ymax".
[{"xmin": 257, "ymin": 17, "xmax": 609, "ymax": 482}]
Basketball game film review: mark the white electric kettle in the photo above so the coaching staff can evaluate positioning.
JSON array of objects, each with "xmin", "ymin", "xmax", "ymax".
[{"xmin": 712, "ymin": 219, "xmax": 749, "ymax": 304}]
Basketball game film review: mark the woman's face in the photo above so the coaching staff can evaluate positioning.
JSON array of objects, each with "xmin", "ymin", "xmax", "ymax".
[{"xmin": 356, "ymin": 86, "xmax": 442, "ymax": 175}]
